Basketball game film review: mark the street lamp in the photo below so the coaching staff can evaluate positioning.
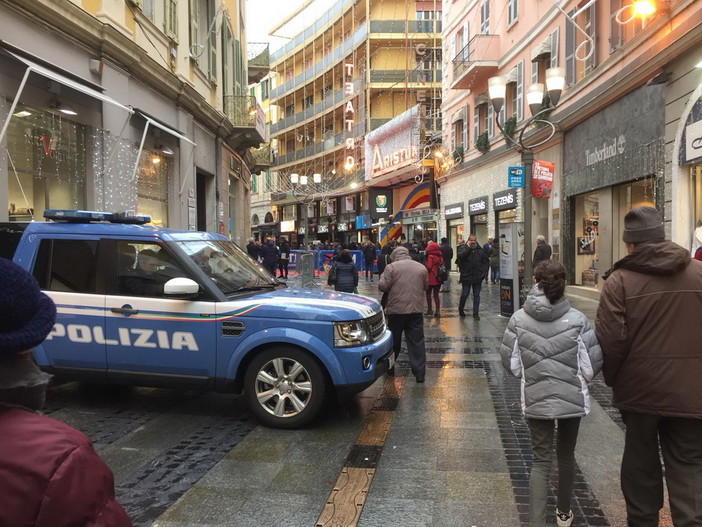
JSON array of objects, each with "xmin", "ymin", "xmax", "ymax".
[{"xmin": 488, "ymin": 66, "xmax": 565, "ymax": 303}]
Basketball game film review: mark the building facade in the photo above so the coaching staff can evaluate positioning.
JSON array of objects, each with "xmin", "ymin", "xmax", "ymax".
[
  {"xmin": 0, "ymin": 0, "xmax": 269, "ymax": 247},
  {"xmin": 441, "ymin": 0, "xmax": 702, "ymax": 289},
  {"xmin": 266, "ymin": 0, "xmax": 443, "ymax": 247}
]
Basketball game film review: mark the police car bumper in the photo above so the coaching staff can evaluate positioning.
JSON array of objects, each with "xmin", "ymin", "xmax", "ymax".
[{"xmin": 334, "ymin": 328, "xmax": 393, "ymax": 398}]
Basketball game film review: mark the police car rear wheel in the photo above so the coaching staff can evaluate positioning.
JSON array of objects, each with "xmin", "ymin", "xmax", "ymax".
[{"xmin": 244, "ymin": 347, "xmax": 327, "ymax": 429}]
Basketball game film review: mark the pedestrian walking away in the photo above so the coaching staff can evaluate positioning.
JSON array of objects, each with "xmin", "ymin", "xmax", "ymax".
[
  {"xmin": 439, "ymin": 237, "xmax": 454, "ymax": 292},
  {"xmin": 278, "ymin": 237, "xmax": 290, "ymax": 279},
  {"xmin": 482, "ymin": 237, "xmax": 493, "ymax": 283},
  {"xmin": 363, "ymin": 240, "xmax": 377, "ymax": 282},
  {"xmin": 0, "ymin": 258, "xmax": 132, "ymax": 527},
  {"xmin": 328, "ymin": 248, "xmax": 358, "ymax": 293},
  {"xmin": 595, "ymin": 205, "xmax": 702, "ymax": 527},
  {"xmin": 378, "ymin": 246, "xmax": 428, "ymax": 383},
  {"xmin": 456, "ymin": 234, "xmax": 488, "ymax": 320},
  {"xmin": 259, "ymin": 237, "xmax": 279, "ymax": 277},
  {"xmin": 532, "ymin": 234, "xmax": 552, "ymax": 270},
  {"xmin": 489, "ymin": 237, "xmax": 500, "ymax": 284},
  {"xmin": 501, "ymin": 260, "xmax": 603, "ymax": 527},
  {"xmin": 424, "ymin": 241, "xmax": 445, "ymax": 318}
]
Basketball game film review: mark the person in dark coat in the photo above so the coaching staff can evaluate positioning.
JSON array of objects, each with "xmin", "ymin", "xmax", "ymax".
[
  {"xmin": 259, "ymin": 238, "xmax": 279, "ymax": 277},
  {"xmin": 329, "ymin": 249, "xmax": 358, "ymax": 293},
  {"xmin": 456, "ymin": 234, "xmax": 488, "ymax": 319},
  {"xmin": 532, "ymin": 235, "xmax": 552, "ymax": 269},
  {"xmin": 439, "ymin": 237, "xmax": 454, "ymax": 293},
  {"xmin": 596, "ymin": 206, "xmax": 702, "ymax": 527},
  {"xmin": 278, "ymin": 237, "xmax": 291, "ymax": 279},
  {"xmin": 377, "ymin": 242, "xmax": 394, "ymax": 277},
  {"xmin": 489, "ymin": 238, "xmax": 500, "ymax": 284},
  {"xmin": 246, "ymin": 238, "xmax": 261, "ymax": 262},
  {"xmin": 0, "ymin": 258, "xmax": 131, "ymax": 527},
  {"xmin": 482, "ymin": 237, "xmax": 493, "ymax": 283},
  {"xmin": 362, "ymin": 241, "xmax": 377, "ymax": 282}
]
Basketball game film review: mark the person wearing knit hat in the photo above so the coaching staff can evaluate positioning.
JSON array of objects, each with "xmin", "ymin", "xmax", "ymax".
[
  {"xmin": 596, "ymin": 206, "xmax": 702, "ymax": 526},
  {"xmin": 0, "ymin": 258, "xmax": 132, "ymax": 527}
]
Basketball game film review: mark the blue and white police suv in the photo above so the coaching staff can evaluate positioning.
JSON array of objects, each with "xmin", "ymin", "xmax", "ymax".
[{"xmin": 4, "ymin": 210, "xmax": 393, "ymax": 428}]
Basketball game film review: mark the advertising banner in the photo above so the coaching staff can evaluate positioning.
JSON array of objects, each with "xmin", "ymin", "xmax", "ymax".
[{"xmin": 532, "ymin": 160, "xmax": 554, "ymax": 198}]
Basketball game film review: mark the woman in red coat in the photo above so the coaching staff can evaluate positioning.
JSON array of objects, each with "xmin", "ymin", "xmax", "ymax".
[
  {"xmin": 0, "ymin": 258, "xmax": 132, "ymax": 527},
  {"xmin": 424, "ymin": 241, "xmax": 445, "ymax": 318}
]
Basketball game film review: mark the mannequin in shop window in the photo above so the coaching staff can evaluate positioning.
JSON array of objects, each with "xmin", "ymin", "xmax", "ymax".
[{"xmin": 694, "ymin": 224, "xmax": 702, "ymax": 262}]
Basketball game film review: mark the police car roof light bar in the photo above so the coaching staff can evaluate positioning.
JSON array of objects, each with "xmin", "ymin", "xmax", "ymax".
[{"xmin": 43, "ymin": 210, "xmax": 151, "ymax": 225}]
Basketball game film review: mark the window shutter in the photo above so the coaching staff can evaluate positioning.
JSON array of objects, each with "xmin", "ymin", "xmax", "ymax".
[
  {"xmin": 587, "ymin": 3, "xmax": 597, "ymax": 74},
  {"xmin": 610, "ymin": 0, "xmax": 622, "ymax": 51},
  {"xmin": 464, "ymin": 106, "xmax": 469, "ymax": 146},
  {"xmin": 550, "ymin": 28, "xmax": 559, "ymax": 68},
  {"xmin": 190, "ymin": 0, "xmax": 200, "ymax": 64},
  {"xmin": 164, "ymin": 0, "xmax": 178, "ymax": 39},
  {"xmin": 487, "ymin": 104, "xmax": 494, "ymax": 138},
  {"xmin": 516, "ymin": 60, "xmax": 523, "ymax": 122},
  {"xmin": 531, "ymin": 60, "xmax": 538, "ymax": 85},
  {"xmin": 565, "ymin": 10, "xmax": 575, "ymax": 87},
  {"xmin": 473, "ymin": 107, "xmax": 479, "ymax": 143}
]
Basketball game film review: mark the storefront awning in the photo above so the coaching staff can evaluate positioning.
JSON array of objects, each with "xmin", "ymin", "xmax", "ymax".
[
  {"xmin": 135, "ymin": 109, "xmax": 196, "ymax": 146},
  {"xmin": 0, "ymin": 42, "xmax": 134, "ymax": 145}
]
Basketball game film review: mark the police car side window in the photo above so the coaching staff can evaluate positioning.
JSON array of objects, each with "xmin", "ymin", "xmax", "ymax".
[
  {"xmin": 116, "ymin": 242, "xmax": 189, "ymax": 297},
  {"xmin": 33, "ymin": 239, "xmax": 98, "ymax": 293}
]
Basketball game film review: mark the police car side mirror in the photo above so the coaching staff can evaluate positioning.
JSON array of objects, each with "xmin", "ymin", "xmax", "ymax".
[{"xmin": 164, "ymin": 277, "xmax": 201, "ymax": 299}]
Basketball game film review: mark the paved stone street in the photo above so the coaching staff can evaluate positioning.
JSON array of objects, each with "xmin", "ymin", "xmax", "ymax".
[{"xmin": 47, "ymin": 272, "xmax": 672, "ymax": 527}]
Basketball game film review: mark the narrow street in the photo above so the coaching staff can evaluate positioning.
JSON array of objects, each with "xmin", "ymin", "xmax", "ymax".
[{"xmin": 45, "ymin": 276, "xmax": 671, "ymax": 527}]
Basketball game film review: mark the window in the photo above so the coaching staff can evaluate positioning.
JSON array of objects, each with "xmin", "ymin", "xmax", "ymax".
[
  {"xmin": 474, "ymin": 100, "xmax": 492, "ymax": 140},
  {"xmin": 265, "ymin": 171, "xmax": 271, "ymax": 192},
  {"xmin": 480, "ymin": 0, "xmax": 490, "ymax": 34},
  {"xmin": 507, "ymin": 0, "xmax": 518, "ymax": 25},
  {"xmin": 251, "ymin": 173, "xmax": 258, "ymax": 193},
  {"xmin": 285, "ymin": 104, "xmax": 295, "ymax": 117},
  {"xmin": 261, "ymin": 79, "xmax": 270, "ymax": 100},
  {"xmin": 452, "ymin": 119, "xmax": 464, "ymax": 150},
  {"xmin": 33, "ymin": 239, "xmax": 98, "ymax": 293},
  {"xmin": 116, "ymin": 242, "xmax": 187, "ymax": 297},
  {"xmin": 303, "ymin": 95, "xmax": 313, "ymax": 109},
  {"xmin": 143, "ymin": 0, "xmax": 155, "ymax": 21},
  {"xmin": 164, "ymin": 0, "xmax": 177, "ymax": 39},
  {"xmin": 565, "ymin": 2, "xmax": 596, "ymax": 87},
  {"xmin": 610, "ymin": 0, "xmax": 646, "ymax": 51},
  {"xmin": 190, "ymin": 0, "xmax": 216, "ymax": 79},
  {"xmin": 507, "ymin": 61, "xmax": 523, "ymax": 122}
]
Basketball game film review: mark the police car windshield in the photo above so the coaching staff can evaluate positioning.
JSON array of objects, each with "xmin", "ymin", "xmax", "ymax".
[{"xmin": 174, "ymin": 240, "xmax": 276, "ymax": 294}]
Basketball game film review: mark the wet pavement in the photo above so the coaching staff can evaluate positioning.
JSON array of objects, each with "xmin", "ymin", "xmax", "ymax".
[{"xmin": 46, "ymin": 272, "xmax": 673, "ymax": 526}]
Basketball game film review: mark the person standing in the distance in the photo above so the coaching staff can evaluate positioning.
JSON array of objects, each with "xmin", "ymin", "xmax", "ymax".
[
  {"xmin": 439, "ymin": 237, "xmax": 454, "ymax": 293},
  {"xmin": 489, "ymin": 237, "xmax": 500, "ymax": 284},
  {"xmin": 362, "ymin": 240, "xmax": 377, "ymax": 282},
  {"xmin": 595, "ymin": 206, "xmax": 702, "ymax": 527},
  {"xmin": 456, "ymin": 234, "xmax": 488, "ymax": 320},
  {"xmin": 278, "ymin": 237, "xmax": 290, "ymax": 279},
  {"xmin": 259, "ymin": 237, "xmax": 279, "ymax": 277},
  {"xmin": 482, "ymin": 237, "xmax": 493, "ymax": 283},
  {"xmin": 0, "ymin": 258, "xmax": 132, "ymax": 527},
  {"xmin": 501, "ymin": 260, "xmax": 602, "ymax": 527},
  {"xmin": 328, "ymin": 249, "xmax": 358, "ymax": 293},
  {"xmin": 424, "ymin": 241, "xmax": 444, "ymax": 318},
  {"xmin": 532, "ymin": 234, "xmax": 552, "ymax": 269},
  {"xmin": 246, "ymin": 238, "xmax": 261, "ymax": 262},
  {"xmin": 378, "ymin": 246, "xmax": 428, "ymax": 383},
  {"xmin": 377, "ymin": 241, "xmax": 394, "ymax": 277}
]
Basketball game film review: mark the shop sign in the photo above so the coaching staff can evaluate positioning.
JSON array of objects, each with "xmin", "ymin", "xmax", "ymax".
[
  {"xmin": 355, "ymin": 214, "xmax": 371, "ymax": 229},
  {"xmin": 493, "ymin": 189, "xmax": 518, "ymax": 211},
  {"xmin": 298, "ymin": 227, "xmax": 306, "ymax": 234},
  {"xmin": 685, "ymin": 119, "xmax": 702, "ymax": 163},
  {"xmin": 507, "ymin": 166, "xmax": 525, "ymax": 188},
  {"xmin": 404, "ymin": 214, "xmax": 436, "ymax": 225},
  {"xmin": 365, "ymin": 106, "xmax": 422, "ymax": 180},
  {"xmin": 532, "ymin": 160, "xmax": 554, "ymax": 199},
  {"xmin": 468, "ymin": 196, "xmax": 488, "ymax": 215},
  {"xmin": 369, "ymin": 188, "xmax": 393, "ymax": 217},
  {"xmin": 280, "ymin": 220, "xmax": 296, "ymax": 233},
  {"xmin": 318, "ymin": 225, "xmax": 329, "ymax": 233},
  {"xmin": 338, "ymin": 223, "xmax": 349, "ymax": 231},
  {"xmin": 444, "ymin": 202, "xmax": 464, "ymax": 220},
  {"xmin": 585, "ymin": 134, "xmax": 627, "ymax": 166}
]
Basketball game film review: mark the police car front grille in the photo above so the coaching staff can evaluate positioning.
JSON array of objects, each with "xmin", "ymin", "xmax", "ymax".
[
  {"xmin": 367, "ymin": 311, "xmax": 385, "ymax": 342},
  {"xmin": 222, "ymin": 321, "xmax": 245, "ymax": 337}
]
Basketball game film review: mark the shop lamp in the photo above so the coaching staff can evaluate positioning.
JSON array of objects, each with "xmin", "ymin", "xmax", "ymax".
[
  {"xmin": 545, "ymin": 67, "xmax": 566, "ymax": 106},
  {"xmin": 290, "ymin": 173, "xmax": 299, "ymax": 184},
  {"xmin": 300, "ymin": 175, "xmax": 308, "ymax": 185},
  {"xmin": 615, "ymin": 0, "xmax": 656, "ymax": 23},
  {"xmin": 313, "ymin": 173, "xmax": 322, "ymax": 183},
  {"xmin": 526, "ymin": 84, "xmax": 545, "ymax": 117},
  {"xmin": 151, "ymin": 155, "xmax": 161, "ymax": 165},
  {"xmin": 488, "ymin": 76, "xmax": 507, "ymax": 114}
]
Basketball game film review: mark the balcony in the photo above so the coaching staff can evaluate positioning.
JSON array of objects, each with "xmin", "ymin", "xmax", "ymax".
[
  {"xmin": 369, "ymin": 20, "xmax": 442, "ymax": 34},
  {"xmin": 369, "ymin": 69, "xmax": 440, "ymax": 84},
  {"xmin": 224, "ymin": 95, "xmax": 267, "ymax": 150},
  {"xmin": 251, "ymin": 143, "xmax": 272, "ymax": 173},
  {"xmin": 247, "ymin": 43, "xmax": 270, "ymax": 84},
  {"xmin": 451, "ymin": 35, "xmax": 500, "ymax": 90}
]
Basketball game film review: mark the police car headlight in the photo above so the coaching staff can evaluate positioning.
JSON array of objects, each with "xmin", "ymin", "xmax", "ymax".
[{"xmin": 333, "ymin": 321, "xmax": 370, "ymax": 347}]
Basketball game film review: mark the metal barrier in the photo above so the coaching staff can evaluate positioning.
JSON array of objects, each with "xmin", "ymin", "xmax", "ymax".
[{"xmin": 295, "ymin": 251, "xmax": 317, "ymax": 288}]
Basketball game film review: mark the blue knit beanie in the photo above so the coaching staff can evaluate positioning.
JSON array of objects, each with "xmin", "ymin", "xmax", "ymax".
[{"xmin": 0, "ymin": 258, "xmax": 56, "ymax": 357}]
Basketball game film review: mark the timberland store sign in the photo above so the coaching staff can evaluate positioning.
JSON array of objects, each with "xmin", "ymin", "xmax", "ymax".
[
  {"xmin": 585, "ymin": 135, "xmax": 627, "ymax": 166},
  {"xmin": 365, "ymin": 105, "xmax": 422, "ymax": 180}
]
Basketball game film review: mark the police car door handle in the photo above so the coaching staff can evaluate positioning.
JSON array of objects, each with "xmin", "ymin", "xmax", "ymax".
[{"xmin": 112, "ymin": 306, "xmax": 139, "ymax": 315}]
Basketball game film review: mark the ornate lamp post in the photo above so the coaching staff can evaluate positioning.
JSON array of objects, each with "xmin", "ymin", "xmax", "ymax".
[{"xmin": 488, "ymin": 66, "xmax": 565, "ymax": 302}]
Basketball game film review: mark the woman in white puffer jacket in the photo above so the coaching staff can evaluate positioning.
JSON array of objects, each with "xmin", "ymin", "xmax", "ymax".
[{"xmin": 500, "ymin": 260, "xmax": 602, "ymax": 527}]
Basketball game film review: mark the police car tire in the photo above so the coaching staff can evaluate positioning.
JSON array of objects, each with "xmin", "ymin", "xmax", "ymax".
[{"xmin": 244, "ymin": 347, "xmax": 328, "ymax": 429}]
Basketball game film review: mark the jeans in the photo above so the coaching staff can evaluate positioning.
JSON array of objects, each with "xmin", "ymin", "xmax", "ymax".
[
  {"xmin": 426, "ymin": 285, "xmax": 440, "ymax": 313},
  {"xmin": 527, "ymin": 417, "xmax": 581, "ymax": 527},
  {"xmin": 459, "ymin": 282, "xmax": 482, "ymax": 313},
  {"xmin": 620, "ymin": 412, "xmax": 702, "ymax": 527},
  {"xmin": 365, "ymin": 260, "xmax": 374, "ymax": 280},
  {"xmin": 490, "ymin": 265, "xmax": 500, "ymax": 283},
  {"xmin": 387, "ymin": 313, "xmax": 426, "ymax": 380}
]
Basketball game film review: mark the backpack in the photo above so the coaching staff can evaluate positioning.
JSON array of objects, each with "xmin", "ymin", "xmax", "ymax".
[{"xmin": 435, "ymin": 263, "xmax": 448, "ymax": 282}]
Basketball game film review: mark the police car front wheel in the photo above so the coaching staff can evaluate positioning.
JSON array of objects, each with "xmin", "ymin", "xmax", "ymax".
[{"xmin": 244, "ymin": 347, "xmax": 328, "ymax": 429}]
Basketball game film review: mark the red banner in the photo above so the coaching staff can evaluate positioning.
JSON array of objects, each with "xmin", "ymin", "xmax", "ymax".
[{"xmin": 531, "ymin": 160, "xmax": 554, "ymax": 199}]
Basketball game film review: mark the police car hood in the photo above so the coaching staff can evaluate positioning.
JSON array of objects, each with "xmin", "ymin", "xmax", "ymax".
[{"xmin": 222, "ymin": 288, "xmax": 381, "ymax": 321}]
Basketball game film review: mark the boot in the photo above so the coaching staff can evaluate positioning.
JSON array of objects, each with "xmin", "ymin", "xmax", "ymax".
[{"xmin": 424, "ymin": 309, "xmax": 433, "ymax": 316}]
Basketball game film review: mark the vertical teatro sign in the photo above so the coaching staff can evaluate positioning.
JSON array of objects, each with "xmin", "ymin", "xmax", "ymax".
[{"xmin": 344, "ymin": 62, "xmax": 355, "ymax": 171}]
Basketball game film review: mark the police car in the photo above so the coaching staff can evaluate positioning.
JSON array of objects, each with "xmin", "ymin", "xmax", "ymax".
[{"xmin": 2, "ymin": 210, "xmax": 393, "ymax": 428}]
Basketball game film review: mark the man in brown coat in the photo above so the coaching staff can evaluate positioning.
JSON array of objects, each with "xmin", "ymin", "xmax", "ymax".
[
  {"xmin": 378, "ymin": 246, "xmax": 428, "ymax": 382},
  {"xmin": 596, "ymin": 206, "xmax": 702, "ymax": 527}
]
